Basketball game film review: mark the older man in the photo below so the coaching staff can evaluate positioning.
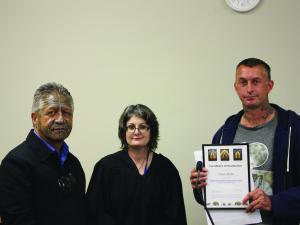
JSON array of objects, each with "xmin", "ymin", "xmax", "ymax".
[{"xmin": 0, "ymin": 82, "xmax": 85, "ymax": 225}]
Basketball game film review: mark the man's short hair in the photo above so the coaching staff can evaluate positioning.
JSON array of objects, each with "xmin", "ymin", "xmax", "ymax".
[
  {"xmin": 118, "ymin": 104, "xmax": 159, "ymax": 151},
  {"xmin": 236, "ymin": 58, "xmax": 271, "ymax": 80},
  {"xmin": 32, "ymin": 82, "xmax": 73, "ymax": 113}
]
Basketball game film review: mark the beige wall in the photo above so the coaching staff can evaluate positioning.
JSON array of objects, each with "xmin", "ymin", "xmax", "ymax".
[{"xmin": 1, "ymin": 1, "xmax": 300, "ymax": 224}]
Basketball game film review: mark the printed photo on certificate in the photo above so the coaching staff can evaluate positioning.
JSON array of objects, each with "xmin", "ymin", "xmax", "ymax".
[{"xmin": 202, "ymin": 144, "xmax": 251, "ymax": 209}]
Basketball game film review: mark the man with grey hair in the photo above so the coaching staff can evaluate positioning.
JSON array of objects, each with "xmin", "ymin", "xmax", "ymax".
[{"xmin": 0, "ymin": 82, "xmax": 86, "ymax": 225}]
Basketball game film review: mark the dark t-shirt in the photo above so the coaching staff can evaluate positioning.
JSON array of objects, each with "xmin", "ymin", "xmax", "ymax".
[{"xmin": 234, "ymin": 116, "xmax": 278, "ymax": 225}]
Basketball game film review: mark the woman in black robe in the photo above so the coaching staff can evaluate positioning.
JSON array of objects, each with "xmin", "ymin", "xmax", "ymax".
[{"xmin": 86, "ymin": 104, "xmax": 187, "ymax": 225}]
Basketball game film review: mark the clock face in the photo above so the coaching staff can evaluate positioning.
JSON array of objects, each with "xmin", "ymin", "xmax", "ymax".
[{"xmin": 225, "ymin": 0, "xmax": 261, "ymax": 12}]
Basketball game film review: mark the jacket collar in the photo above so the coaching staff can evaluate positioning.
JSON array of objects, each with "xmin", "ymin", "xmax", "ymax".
[
  {"xmin": 221, "ymin": 103, "xmax": 290, "ymax": 144},
  {"xmin": 26, "ymin": 129, "xmax": 58, "ymax": 163}
]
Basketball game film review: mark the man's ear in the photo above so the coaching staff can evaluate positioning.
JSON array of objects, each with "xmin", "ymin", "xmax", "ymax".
[
  {"xmin": 31, "ymin": 112, "xmax": 38, "ymax": 128},
  {"xmin": 234, "ymin": 81, "xmax": 238, "ymax": 93},
  {"xmin": 268, "ymin": 80, "xmax": 274, "ymax": 93}
]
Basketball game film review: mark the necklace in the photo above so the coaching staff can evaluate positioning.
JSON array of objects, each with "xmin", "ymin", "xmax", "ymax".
[
  {"xmin": 134, "ymin": 150, "xmax": 150, "ymax": 175},
  {"xmin": 137, "ymin": 158, "xmax": 146, "ymax": 171}
]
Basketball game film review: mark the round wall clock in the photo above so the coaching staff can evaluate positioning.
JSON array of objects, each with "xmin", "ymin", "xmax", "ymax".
[{"xmin": 225, "ymin": 0, "xmax": 261, "ymax": 12}]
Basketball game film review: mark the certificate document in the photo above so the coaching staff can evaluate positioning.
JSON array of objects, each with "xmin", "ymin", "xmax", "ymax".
[{"xmin": 202, "ymin": 144, "xmax": 251, "ymax": 209}]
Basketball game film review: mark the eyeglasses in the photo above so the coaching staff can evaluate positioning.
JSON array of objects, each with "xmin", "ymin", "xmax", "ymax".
[
  {"xmin": 58, "ymin": 172, "xmax": 76, "ymax": 193},
  {"xmin": 126, "ymin": 124, "xmax": 150, "ymax": 133}
]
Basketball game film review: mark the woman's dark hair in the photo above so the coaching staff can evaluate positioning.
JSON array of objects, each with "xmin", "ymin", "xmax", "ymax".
[{"xmin": 118, "ymin": 104, "xmax": 159, "ymax": 151}]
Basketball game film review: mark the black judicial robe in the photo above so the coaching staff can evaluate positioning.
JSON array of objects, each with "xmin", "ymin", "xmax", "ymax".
[{"xmin": 86, "ymin": 150, "xmax": 187, "ymax": 225}]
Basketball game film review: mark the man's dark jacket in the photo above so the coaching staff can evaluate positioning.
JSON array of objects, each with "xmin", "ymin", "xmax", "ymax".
[{"xmin": 0, "ymin": 130, "xmax": 86, "ymax": 225}]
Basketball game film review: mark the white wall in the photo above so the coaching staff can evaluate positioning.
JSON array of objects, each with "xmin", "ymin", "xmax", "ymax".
[{"xmin": 1, "ymin": 1, "xmax": 300, "ymax": 224}]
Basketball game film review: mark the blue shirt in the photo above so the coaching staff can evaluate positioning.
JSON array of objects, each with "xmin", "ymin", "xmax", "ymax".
[{"xmin": 33, "ymin": 130, "xmax": 69, "ymax": 165}]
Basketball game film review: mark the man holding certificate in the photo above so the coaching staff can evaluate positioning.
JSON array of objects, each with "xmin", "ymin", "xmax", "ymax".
[{"xmin": 190, "ymin": 58, "xmax": 300, "ymax": 225}]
